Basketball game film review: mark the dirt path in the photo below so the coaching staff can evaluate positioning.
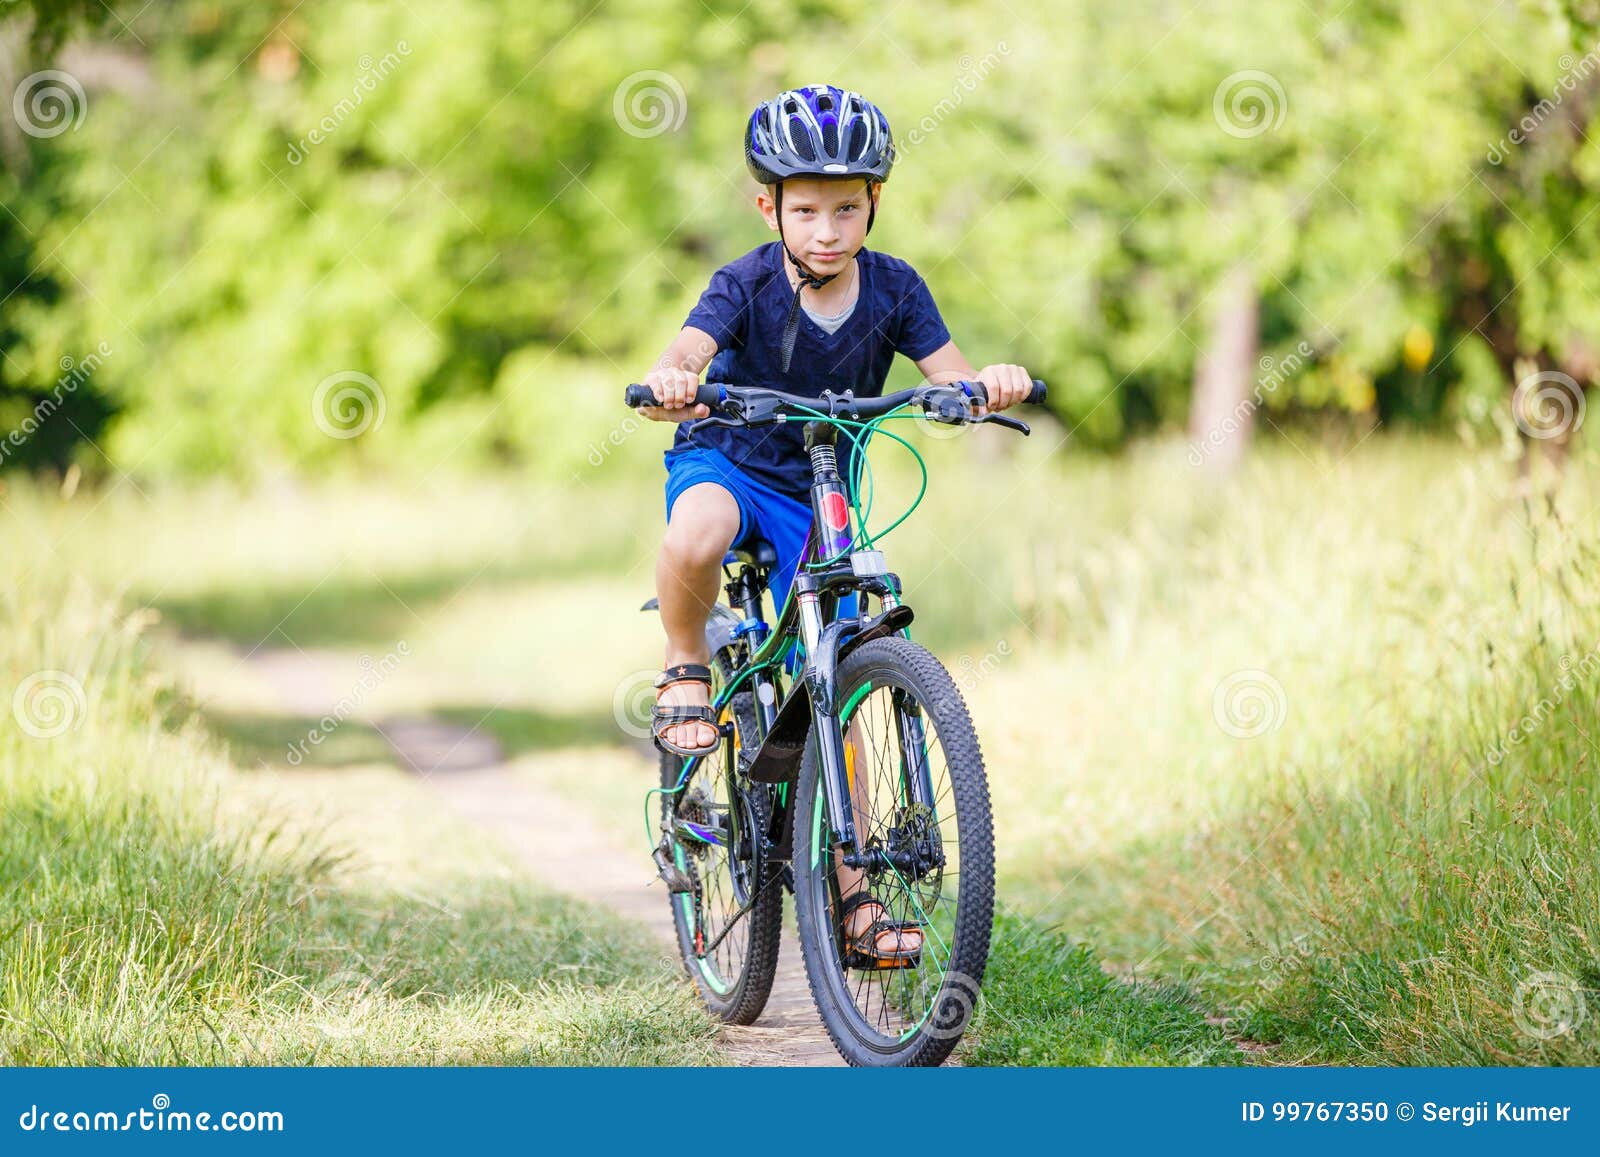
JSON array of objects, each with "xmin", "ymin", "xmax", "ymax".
[{"xmin": 243, "ymin": 646, "xmax": 843, "ymax": 1066}]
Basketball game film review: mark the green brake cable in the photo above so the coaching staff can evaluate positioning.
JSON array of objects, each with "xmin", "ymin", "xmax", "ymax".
[{"xmin": 778, "ymin": 406, "xmax": 930, "ymax": 567}]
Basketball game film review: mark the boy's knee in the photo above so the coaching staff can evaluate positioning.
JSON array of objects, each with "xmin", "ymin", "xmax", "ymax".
[{"xmin": 664, "ymin": 484, "xmax": 740, "ymax": 567}]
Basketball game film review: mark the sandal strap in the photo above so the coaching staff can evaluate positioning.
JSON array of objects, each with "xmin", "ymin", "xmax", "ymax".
[
  {"xmin": 655, "ymin": 663, "xmax": 713, "ymax": 690},
  {"xmin": 650, "ymin": 701, "xmax": 720, "ymax": 757},
  {"xmin": 852, "ymin": 917, "xmax": 921, "ymax": 956},
  {"xmin": 838, "ymin": 891, "xmax": 921, "ymax": 957},
  {"xmin": 651, "ymin": 704, "xmax": 717, "ymax": 725},
  {"xmin": 837, "ymin": 890, "xmax": 884, "ymax": 922}
]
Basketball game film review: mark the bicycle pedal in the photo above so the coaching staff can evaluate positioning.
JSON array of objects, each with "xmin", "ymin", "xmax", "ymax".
[{"xmin": 651, "ymin": 840, "xmax": 694, "ymax": 894}]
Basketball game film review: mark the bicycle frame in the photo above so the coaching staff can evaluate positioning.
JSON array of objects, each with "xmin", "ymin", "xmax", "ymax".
[{"xmin": 669, "ymin": 419, "xmax": 929, "ymax": 871}]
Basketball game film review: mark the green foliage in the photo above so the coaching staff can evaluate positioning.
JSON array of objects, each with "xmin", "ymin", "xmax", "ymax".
[{"xmin": 3, "ymin": 0, "xmax": 1600, "ymax": 472}]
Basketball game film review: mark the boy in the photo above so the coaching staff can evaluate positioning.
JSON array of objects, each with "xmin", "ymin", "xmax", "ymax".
[{"xmin": 638, "ymin": 85, "xmax": 1032, "ymax": 961}]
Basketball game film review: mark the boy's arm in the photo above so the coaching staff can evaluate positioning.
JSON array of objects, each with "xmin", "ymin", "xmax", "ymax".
[
  {"xmin": 638, "ymin": 326, "xmax": 720, "ymax": 423},
  {"xmin": 912, "ymin": 340, "xmax": 1033, "ymax": 412}
]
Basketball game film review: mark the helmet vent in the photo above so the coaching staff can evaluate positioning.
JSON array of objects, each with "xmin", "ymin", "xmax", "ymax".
[
  {"xmin": 847, "ymin": 121, "xmax": 866, "ymax": 159},
  {"xmin": 788, "ymin": 117, "xmax": 815, "ymax": 161}
]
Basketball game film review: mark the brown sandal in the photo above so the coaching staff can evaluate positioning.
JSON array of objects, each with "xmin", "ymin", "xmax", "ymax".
[
  {"xmin": 837, "ymin": 890, "xmax": 923, "ymax": 970},
  {"xmin": 651, "ymin": 664, "xmax": 720, "ymax": 758}
]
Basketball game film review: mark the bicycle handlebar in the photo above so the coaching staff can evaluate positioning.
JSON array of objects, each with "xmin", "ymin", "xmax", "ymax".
[{"xmin": 622, "ymin": 378, "xmax": 1047, "ymax": 429}]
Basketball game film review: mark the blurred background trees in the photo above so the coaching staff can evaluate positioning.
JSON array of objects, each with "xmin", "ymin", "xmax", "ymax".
[{"xmin": 2, "ymin": 0, "xmax": 1600, "ymax": 479}]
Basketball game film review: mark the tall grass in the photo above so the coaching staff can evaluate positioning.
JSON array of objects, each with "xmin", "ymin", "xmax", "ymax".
[
  {"xmin": 937, "ymin": 436, "xmax": 1600, "ymax": 1064},
  {"xmin": 0, "ymin": 564, "xmax": 718, "ymax": 1065}
]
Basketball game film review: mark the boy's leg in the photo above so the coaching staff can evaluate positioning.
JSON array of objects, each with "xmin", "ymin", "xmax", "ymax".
[{"xmin": 656, "ymin": 481, "xmax": 742, "ymax": 751}]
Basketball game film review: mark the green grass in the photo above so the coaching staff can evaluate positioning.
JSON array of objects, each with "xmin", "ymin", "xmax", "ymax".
[
  {"xmin": 0, "ymin": 572, "xmax": 719, "ymax": 1066},
  {"xmin": 9, "ymin": 430, "xmax": 1600, "ymax": 1065},
  {"xmin": 966, "ymin": 911, "xmax": 1240, "ymax": 1065}
]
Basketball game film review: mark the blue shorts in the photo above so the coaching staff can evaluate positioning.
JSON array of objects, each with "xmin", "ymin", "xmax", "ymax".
[{"xmin": 664, "ymin": 445, "xmax": 855, "ymax": 621}]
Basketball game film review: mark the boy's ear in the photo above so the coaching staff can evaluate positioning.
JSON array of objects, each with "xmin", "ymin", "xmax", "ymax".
[{"xmin": 756, "ymin": 185, "xmax": 780, "ymax": 232}]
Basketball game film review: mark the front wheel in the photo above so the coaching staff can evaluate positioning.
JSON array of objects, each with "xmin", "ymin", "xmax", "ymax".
[{"xmin": 793, "ymin": 637, "xmax": 995, "ymax": 1066}]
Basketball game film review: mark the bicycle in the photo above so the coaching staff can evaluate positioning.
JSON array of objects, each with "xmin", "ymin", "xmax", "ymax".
[{"xmin": 626, "ymin": 376, "xmax": 1047, "ymax": 1066}]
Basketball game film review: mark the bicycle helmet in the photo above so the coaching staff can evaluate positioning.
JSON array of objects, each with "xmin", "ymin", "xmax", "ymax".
[
  {"xmin": 744, "ymin": 86, "xmax": 896, "ymax": 370},
  {"xmin": 745, "ymin": 86, "xmax": 895, "ymax": 188}
]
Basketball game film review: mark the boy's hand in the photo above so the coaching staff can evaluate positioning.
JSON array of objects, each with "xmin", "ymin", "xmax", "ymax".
[
  {"xmin": 637, "ymin": 366, "xmax": 711, "ymax": 422},
  {"xmin": 974, "ymin": 363, "xmax": 1033, "ymax": 412}
]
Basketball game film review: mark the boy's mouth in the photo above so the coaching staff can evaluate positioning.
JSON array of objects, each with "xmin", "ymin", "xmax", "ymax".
[{"xmin": 810, "ymin": 250, "xmax": 844, "ymax": 262}]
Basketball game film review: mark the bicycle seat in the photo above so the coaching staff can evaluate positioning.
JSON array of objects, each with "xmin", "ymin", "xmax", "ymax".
[{"xmin": 725, "ymin": 538, "xmax": 779, "ymax": 570}]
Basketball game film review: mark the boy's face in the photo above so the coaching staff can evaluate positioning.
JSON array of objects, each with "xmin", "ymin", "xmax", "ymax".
[{"xmin": 757, "ymin": 177, "xmax": 879, "ymax": 276}]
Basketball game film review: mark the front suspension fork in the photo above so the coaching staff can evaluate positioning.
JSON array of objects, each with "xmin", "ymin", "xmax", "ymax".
[{"xmin": 797, "ymin": 587, "xmax": 860, "ymax": 858}]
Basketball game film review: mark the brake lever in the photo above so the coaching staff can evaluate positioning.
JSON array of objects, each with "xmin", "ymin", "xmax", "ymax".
[
  {"xmin": 685, "ymin": 415, "xmax": 744, "ymax": 433},
  {"xmin": 976, "ymin": 413, "xmax": 1031, "ymax": 435}
]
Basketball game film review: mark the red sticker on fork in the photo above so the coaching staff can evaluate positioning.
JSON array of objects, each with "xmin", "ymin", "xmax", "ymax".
[{"xmin": 822, "ymin": 491, "xmax": 850, "ymax": 533}]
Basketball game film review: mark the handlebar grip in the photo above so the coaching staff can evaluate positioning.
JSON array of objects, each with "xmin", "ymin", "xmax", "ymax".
[
  {"xmin": 624, "ymin": 383, "xmax": 724, "ymax": 409},
  {"xmin": 963, "ymin": 379, "xmax": 1049, "ymax": 406}
]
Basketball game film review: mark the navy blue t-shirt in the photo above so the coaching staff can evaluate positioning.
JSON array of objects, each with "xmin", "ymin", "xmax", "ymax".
[{"xmin": 668, "ymin": 241, "xmax": 952, "ymax": 501}]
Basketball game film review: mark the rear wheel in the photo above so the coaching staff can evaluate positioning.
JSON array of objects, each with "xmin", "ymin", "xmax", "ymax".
[
  {"xmin": 659, "ymin": 691, "xmax": 783, "ymax": 1024},
  {"xmin": 793, "ymin": 637, "xmax": 994, "ymax": 1066}
]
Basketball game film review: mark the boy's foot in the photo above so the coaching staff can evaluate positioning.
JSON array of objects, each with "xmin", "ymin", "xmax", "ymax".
[
  {"xmin": 652, "ymin": 664, "xmax": 720, "ymax": 757},
  {"xmin": 838, "ymin": 889, "xmax": 923, "ymax": 966}
]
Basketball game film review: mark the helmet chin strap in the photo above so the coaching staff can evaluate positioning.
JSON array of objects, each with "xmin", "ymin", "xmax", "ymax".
[{"xmin": 774, "ymin": 180, "xmax": 877, "ymax": 372}]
